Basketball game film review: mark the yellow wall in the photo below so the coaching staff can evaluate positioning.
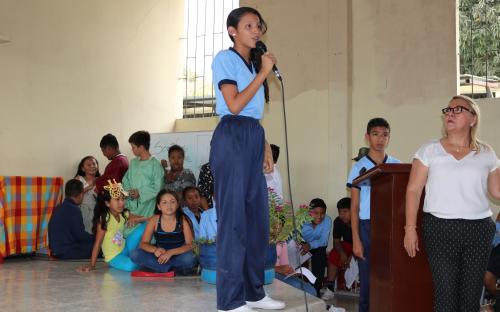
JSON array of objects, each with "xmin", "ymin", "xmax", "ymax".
[
  {"xmin": 0, "ymin": 0, "xmax": 184, "ymax": 181},
  {"xmin": 1, "ymin": 0, "xmax": 499, "ymax": 217}
]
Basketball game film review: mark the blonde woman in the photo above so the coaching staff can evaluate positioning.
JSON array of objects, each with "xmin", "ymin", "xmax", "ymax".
[{"xmin": 404, "ymin": 95, "xmax": 500, "ymax": 312}]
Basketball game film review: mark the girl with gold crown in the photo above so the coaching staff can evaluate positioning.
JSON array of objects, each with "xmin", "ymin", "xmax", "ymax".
[{"xmin": 78, "ymin": 180, "xmax": 144, "ymax": 272}]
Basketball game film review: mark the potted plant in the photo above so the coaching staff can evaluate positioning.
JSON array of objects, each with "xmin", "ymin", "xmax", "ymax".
[
  {"xmin": 194, "ymin": 188, "xmax": 312, "ymax": 285},
  {"xmin": 265, "ymin": 189, "xmax": 312, "ymax": 283}
]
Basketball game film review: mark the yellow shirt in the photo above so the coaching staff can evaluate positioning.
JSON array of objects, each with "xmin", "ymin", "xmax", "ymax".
[{"xmin": 102, "ymin": 212, "xmax": 127, "ymax": 262}]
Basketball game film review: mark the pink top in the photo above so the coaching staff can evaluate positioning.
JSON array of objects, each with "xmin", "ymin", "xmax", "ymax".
[{"xmin": 275, "ymin": 242, "xmax": 289, "ymax": 266}]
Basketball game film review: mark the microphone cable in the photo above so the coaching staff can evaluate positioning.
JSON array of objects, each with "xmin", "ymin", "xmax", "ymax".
[{"xmin": 276, "ymin": 76, "xmax": 310, "ymax": 312}]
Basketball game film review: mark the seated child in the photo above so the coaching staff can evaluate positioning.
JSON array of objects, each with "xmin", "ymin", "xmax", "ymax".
[
  {"xmin": 77, "ymin": 180, "xmax": 146, "ymax": 272},
  {"xmin": 49, "ymin": 179, "xmax": 94, "ymax": 259},
  {"xmin": 75, "ymin": 155, "xmax": 100, "ymax": 234},
  {"xmin": 275, "ymin": 241, "xmax": 317, "ymax": 297},
  {"xmin": 163, "ymin": 145, "xmax": 196, "ymax": 200},
  {"xmin": 484, "ymin": 211, "xmax": 500, "ymax": 311},
  {"xmin": 182, "ymin": 186, "xmax": 204, "ymax": 239},
  {"xmin": 301, "ymin": 198, "xmax": 333, "ymax": 296},
  {"xmin": 130, "ymin": 190, "xmax": 197, "ymax": 275},
  {"xmin": 199, "ymin": 203, "xmax": 217, "ymax": 241},
  {"xmin": 322, "ymin": 197, "xmax": 353, "ymax": 300}
]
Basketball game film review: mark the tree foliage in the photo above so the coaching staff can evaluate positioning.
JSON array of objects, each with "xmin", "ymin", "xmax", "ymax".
[{"xmin": 459, "ymin": 0, "xmax": 500, "ymax": 77}]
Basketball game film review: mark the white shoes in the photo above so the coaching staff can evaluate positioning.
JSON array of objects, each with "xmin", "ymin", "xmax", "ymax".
[
  {"xmin": 321, "ymin": 288, "xmax": 335, "ymax": 301},
  {"xmin": 218, "ymin": 305, "xmax": 255, "ymax": 312},
  {"xmin": 328, "ymin": 306, "xmax": 346, "ymax": 312},
  {"xmin": 246, "ymin": 295, "xmax": 286, "ymax": 310}
]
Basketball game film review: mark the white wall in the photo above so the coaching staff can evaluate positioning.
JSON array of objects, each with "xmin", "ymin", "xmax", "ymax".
[{"xmin": 0, "ymin": 0, "xmax": 184, "ymax": 181}]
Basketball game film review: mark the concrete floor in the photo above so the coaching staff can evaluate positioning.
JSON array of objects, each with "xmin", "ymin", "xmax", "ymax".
[{"xmin": 0, "ymin": 257, "xmax": 358, "ymax": 312}]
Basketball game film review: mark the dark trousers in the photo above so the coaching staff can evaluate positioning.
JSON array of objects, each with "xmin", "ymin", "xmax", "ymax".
[
  {"xmin": 53, "ymin": 241, "xmax": 94, "ymax": 260},
  {"xmin": 310, "ymin": 246, "xmax": 327, "ymax": 296},
  {"xmin": 210, "ymin": 115, "xmax": 269, "ymax": 311},
  {"xmin": 358, "ymin": 220, "xmax": 371, "ymax": 312},
  {"xmin": 423, "ymin": 213, "xmax": 495, "ymax": 312},
  {"xmin": 130, "ymin": 249, "xmax": 197, "ymax": 275}
]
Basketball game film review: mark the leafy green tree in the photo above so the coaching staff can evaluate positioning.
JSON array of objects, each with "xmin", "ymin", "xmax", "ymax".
[{"xmin": 459, "ymin": 0, "xmax": 500, "ymax": 77}]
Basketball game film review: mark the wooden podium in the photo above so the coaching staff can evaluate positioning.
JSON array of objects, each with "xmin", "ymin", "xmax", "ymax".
[{"xmin": 353, "ymin": 164, "xmax": 433, "ymax": 312}]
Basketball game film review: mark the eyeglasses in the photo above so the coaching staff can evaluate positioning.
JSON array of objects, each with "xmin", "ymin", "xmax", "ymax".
[{"xmin": 441, "ymin": 106, "xmax": 476, "ymax": 115}]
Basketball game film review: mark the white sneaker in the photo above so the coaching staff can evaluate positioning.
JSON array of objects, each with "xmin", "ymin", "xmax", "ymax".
[
  {"xmin": 328, "ymin": 306, "xmax": 346, "ymax": 312},
  {"xmin": 321, "ymin": 288, "xmax": 335, "ymax": 301},
  {"xmin": 218, "ymin": 305, "xmax": 256, "ymax": 312},
  {"xmin": 246, "ymin": 295, "xmax": 285, "ymax": 310}
]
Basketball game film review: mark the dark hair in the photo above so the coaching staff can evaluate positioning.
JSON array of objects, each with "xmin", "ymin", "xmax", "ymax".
[
  {"xmin": 336, "ymin": 197, "xmax": 351, "ymax": 210},
  {"xmin": 100, "ymin": 133, "xmax": 119, "ymax": 149},
  {"xmin": 226, "ymin": 7, "xmax": 270, "ymax": 102},
  {"xmin": 270, "ymin": 144, "xmax": 280, "ymax": 163},
  {"xmin": 76, "ymin": 156, "xmax": 101, "ymax": 178},
  {"xmin": 92, "ymin": 190, "xmax": 128, "ymax": 234},
  {"xmin": 128, "ymin": 131, "xmax": 150, "ymax": 150},
  {"xmin": 154, "ymin": 189, "xmax": 191, "ymax": 233},
  {"xmin": 309, "ymin": 198, "xmax": 327, "ymax": 210},
  {"xmin": 367, "ymin": 117, "xmax": 390, "ymax": 134},
  {"xmin": 65, "ymin": 179, "xmax": 84, "ymax": 198},
  {"xmin": 182, "ymin": 186, "xmax": 200, "ymax": 200},
  {"xmin": 168, "ymin": 144, "xmax": 185, "ymax": 158}
]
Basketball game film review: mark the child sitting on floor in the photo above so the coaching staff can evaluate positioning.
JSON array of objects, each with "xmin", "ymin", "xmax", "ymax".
[
  {"xmin": 322, "ymin": 197, "xmax": 353, "ymax": 300},
  {"xmin": 130, "ymin": 190, "xmax": 197, "ymax": 275},
  {"xmin": 301, "ymin": 198, "xmax": 333, "ymax": 296},
  {"xmin": 77, "ymin": 180, "xmax": 146, "ymax": 272},
  {"xmin": 199, "ymin": 201, "xmax": 217, "ymax": 241},
  {"xmin": 182, "ymin": 186, "xmax": 204, "ymax": 239},
  {"xmin": 49, "ymin": 179, "xmax": 94, "ymax": 260}
]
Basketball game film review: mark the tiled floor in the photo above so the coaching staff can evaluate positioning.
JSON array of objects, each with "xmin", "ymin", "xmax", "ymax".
[{"xmin": 0, "ymin": 257, "xmax": 359, "ymax": 312}]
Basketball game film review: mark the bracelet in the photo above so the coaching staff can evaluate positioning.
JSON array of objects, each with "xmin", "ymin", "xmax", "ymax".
[{"xmin": 404, "ymin": 225, "xmax": 417, "ymax": 230}]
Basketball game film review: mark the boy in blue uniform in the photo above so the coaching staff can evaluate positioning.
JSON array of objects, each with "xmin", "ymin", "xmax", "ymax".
[
  {"xmin": 210, "ymin": 7, "xmax": 283, "ymax": 312},
  {"xmin": 347, "ymin": 118, "xmax": 400, "ymax": 312},
  {"xmin": 182, "ymin": 186, "xmax": 204, "ymax": 239},
  {"xmin": 301, "ymin": 198, "xmax": 332, "ymax": 296},
  {"xmin": 199, "ymin": 201, "xmax": 217, "ymax": 241}
]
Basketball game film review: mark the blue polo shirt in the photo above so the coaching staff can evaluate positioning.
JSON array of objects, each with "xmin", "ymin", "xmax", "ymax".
[
  {"xmin": 493, "ymin": 221, "xmax": 500, "ymax": 248},
  {"xmin": 347, "ymin": 154, "xmax": 401, "ymax": 220},
  {"xmin": 212, "ymin": 48, "xmax": 265, "ymax": 119},
  {"xmin": 301, "ymin": 215, "xmax": 332, "ymax": 249},
  {"xmin": 199, "ymin": 206, "xmax": 217, "ymax": 241},
  {"xmin": 182, "ymin": 207, "xmax": 202, "ymax": 239}
]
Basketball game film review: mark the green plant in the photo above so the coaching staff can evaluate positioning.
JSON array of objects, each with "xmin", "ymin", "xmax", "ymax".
[
  {"xmin": 192, "ymin": 237, "xmax": 216, "ymax": 257},
  {"xmin": 192, "ymin": 188, "xmax": 313, "ymax": 252},
  {"xmin": 459, "ymin": 0, "xmax": 500, "ymax": 77},
  {"xmin": 268, "ymin": 188, "xmax": 313, "ymax": 244}
]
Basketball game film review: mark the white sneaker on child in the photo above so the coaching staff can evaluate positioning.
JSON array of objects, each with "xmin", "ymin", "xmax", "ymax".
[
  {"xmin": 218, "ymin": 305, "xmax": 256, "ymax": 312},
  {"xmin": 321, "ymin": 288, "xmax": 335, "ymax": 301},
  {"xmin": 246, "ymin": 295, "xmax": 285, "ymax": 310},
  {"xmin": 328, "ymin": 306, "xmax": 346, "ymax": 312}
]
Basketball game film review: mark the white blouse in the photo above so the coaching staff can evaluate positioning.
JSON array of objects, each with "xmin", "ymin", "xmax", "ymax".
[{"xmin": 414, "ymin": 139, "xmax": 499, "ymax": 220}]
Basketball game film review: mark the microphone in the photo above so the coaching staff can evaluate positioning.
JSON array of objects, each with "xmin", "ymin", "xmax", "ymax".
[{"xmin": 255, "ymin": 41, "xmax": 282, "ymax": 81}]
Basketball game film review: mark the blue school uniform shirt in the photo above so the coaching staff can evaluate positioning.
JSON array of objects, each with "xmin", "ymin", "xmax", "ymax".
[
  {"xmin": 347, "ymin": 155, "xmax": 401, "ymax": 220},
  {"xmin": 212, "ymin": 48, "xmax": 265, "ymax": 119},
  {"xmin": 493, "ymin": 221, "xmax": 500, "ymax": 248},
  {"xmin": 182, "ymin": 207, "xmax": 202, "ymax": 239},
  {"xmin": 301, "ymin": 215, "xmax": 332, "ymax": 249},
  {"xmin": 199, "ymin": 206, "xmax": 217, "ymax": 241}
]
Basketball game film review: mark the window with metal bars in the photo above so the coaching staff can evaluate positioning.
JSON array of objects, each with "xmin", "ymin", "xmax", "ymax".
[
  {"xmin": 180, "ymin": 0, "xmax": 239, "ymax": 118},
  {"xmin": 459, "ymin": 0, "xmax": 500, "ymax": 98}
]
